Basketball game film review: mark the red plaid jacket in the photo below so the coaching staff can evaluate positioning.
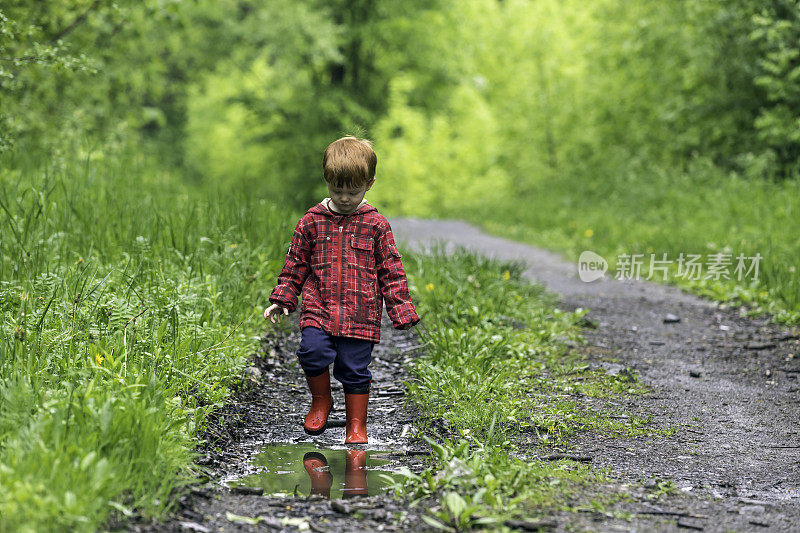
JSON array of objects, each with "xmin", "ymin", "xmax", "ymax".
[{"xmin": 269, "ymin": 201, "xmax": 420, "ymax": 343}]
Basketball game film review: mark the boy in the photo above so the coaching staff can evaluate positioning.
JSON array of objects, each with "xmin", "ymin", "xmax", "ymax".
[{"xmin": 264, "ymin": 136, "xmax": 420, "ymax": 444}]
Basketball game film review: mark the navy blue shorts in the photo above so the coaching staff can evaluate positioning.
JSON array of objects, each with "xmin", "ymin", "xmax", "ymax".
[{"xmin": 296, "ymin": 327, "xmax": 374, "ymax": 394}]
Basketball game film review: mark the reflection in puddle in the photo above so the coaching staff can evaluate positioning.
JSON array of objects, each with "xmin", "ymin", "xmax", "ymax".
[{"xmin": 227, "ymin": 444, "xmax": 404, "ymax": 499}]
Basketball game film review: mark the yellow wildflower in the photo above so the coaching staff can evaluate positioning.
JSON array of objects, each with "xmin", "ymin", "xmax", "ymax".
[
  {"xmin": 95, "ymin": 353, "xmax": 104, "ymax": 366},
  {"xmin": 502, "ymin": 270, "xmax": 511, "ymax": 281},
  {"xmin": 425, "ymin": 283, "xmax": 435, "ymax": 292},
  {"xmin": 584, "ymin": 229, "xmax": 594, "ymax": 238}
]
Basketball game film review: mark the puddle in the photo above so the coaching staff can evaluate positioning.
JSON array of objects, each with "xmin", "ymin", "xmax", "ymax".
[{"xmin": 225, "ymin": 444, "xmax": 406, "ymax": 499}]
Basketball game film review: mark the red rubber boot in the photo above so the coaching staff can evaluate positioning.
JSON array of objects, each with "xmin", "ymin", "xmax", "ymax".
[
  {"xmin": 304, "ymin": 369, "xmax": 333, "ymax": 435},
  {"xmin": 303, "ymin": 452, "xmax": 333, "ymax": 498},
  {"xmin": 343, "ymin": 449, "xmax": 368, "ymax": 498},
  {"xmin": 344, "ymin": 392, "xmax": 369, "ymax": 444}
]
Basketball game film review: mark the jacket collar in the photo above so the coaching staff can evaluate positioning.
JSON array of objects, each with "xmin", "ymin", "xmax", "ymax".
[{"xmin": 309, "ymin": 198, "xmax": 376, "ymax": 217}]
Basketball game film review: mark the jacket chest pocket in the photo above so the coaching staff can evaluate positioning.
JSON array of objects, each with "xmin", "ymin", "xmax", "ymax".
[
  {"xmin": 312, "ymin": 234, "xmax": 332, "ymax": 265},
  {"xmin": 348, "ymin": 235, "xmax": 375, "ymax": 271}
]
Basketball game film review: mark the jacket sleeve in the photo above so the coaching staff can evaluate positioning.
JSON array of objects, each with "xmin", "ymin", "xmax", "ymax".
[
  {"xmin": 376, "ymin": 221, "xmax": 421, "ymax": 329},
  {"xmin": 269, "ymin": 217, "xmax": 312, "ymax": 313}
]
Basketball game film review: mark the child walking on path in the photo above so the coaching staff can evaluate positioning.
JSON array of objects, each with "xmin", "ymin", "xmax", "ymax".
[{"xmin": 264, "ymin": 136, "xmax": 420, "ymax": 444}]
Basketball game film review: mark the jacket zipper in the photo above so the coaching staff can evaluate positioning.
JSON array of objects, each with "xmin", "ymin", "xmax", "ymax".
[{"xmin": 334, "ymin": 224, "xmax": 344, "ymax": 334}]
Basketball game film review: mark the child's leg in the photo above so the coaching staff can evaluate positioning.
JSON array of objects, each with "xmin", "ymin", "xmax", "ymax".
[
  {"xmin": 296, "ymin": 327, "xmax": 338, "ymax": 434},
  {"xmin": 330, "ymin": 337, "xmax": 373, "ymax": 394},
  {"xmin": 297, "ymin": 326, "xmax": 338, "ymax": 377},
  {"xmin": 331, "ymin": 337, "xmax": 374, "ymax": 443}
]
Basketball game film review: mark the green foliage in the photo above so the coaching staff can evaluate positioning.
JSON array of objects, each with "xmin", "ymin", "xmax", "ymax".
[
  {"xmin": 385, "ymin": 434, "xmax": 603, "ymax": 530},
  {"xmin": 182, "ymin": 0, "xmax": 444, "ymax": 206},
  {"xmin": 750, "ymin": 2, "xmax": 800, "ymax": 175},
  {"xmin": 645, "ymin": 479, "xmax": 677, "ymax": 501},
  {"xmin": 182, "ymin": 2, "xmax": 352, "ymax": 206},
  {"xmin": 4, "ymin": 0, "xmax": 798, "ymax": 206},
  {"xmin": 1, "ymin": 0, "xmax": 246, "ymax": 160},
  {"xmin": 0, "ymin": 147, "xmax": 291, "ymax": 530}
]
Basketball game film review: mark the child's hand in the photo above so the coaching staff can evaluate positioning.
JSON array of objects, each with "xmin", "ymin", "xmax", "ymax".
[{"xmin": 264, "ymin": 303, "xmax": 289, "ymax": 324}]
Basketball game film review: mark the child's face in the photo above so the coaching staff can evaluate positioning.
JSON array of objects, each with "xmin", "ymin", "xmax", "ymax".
[{"xmin": 327, "ymin": 179, "xmax": 373, "ymax": 214}]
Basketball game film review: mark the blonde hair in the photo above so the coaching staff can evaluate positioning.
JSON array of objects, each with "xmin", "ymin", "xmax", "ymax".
[{"xmin": 323, "ymin": 136, "xmax": 377, "ymax": 188}]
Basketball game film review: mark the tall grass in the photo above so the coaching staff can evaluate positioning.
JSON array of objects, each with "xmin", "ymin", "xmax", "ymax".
[{"xmin": 0, "ymin": 147, "xmax": 291, "ymax": 530}]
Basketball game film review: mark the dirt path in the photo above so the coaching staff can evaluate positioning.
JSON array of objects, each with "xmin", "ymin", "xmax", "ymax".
[
  {"xmin": 392, "ymin": 218, "xmax": 800, "ymax": 532},
  {"xmin": 135, "ymin": 219, "xmax": 799, "ymax": 533}
]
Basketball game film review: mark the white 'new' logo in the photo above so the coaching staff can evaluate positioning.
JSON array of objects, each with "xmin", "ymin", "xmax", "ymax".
[{"xmin": 578, "ymin": 251, "xmax": 608, "ymax": 282}]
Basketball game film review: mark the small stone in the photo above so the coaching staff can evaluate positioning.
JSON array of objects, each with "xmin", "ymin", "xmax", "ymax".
[
  {"xmin": 689, "ymin": 370, "xmax": 701, "ymax": 378},
  {"xmin": 180, "ymin": 509, "xmax": 204, "ymax": 522},
  {"xmin": 179, "ymin": 522, "xmax": 211, "ymax": 533},
  {"xmin": 230, "ymin": 486, "xmax": 263, "ymax": 496},
  {"xmin": 245, "ymin": 366, "xmax": 262, "ymax": 380},
  {"xmin": 664, "ymin": 313, "xmax": 681, "ymax": 323},
  {"xmin": 599, "ymin": 362, "xmax": 626, "ymax": 376},
  {"xmin": 738, "ymin": 498, "xmax": 773, "ymax": 506},
  {"xmin": 739, "ymin": 505, "xmax": 766, "ymax": 515},
  {"xmin": 745, "ymin": 342, "xmax": 776, "ymax": 351},
  {"xmin": 331, "ymin": 500, "xmax": 351, "ymax": 514},
  {"xmin": 676, "ymin": 517, "xmax": 704, "ymax": 530},
  {"xmin": 504, "ymin": 518, "xmax": 557, "ymax": 530}
]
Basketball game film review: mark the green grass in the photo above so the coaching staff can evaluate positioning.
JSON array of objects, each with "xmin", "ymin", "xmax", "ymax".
[
  {"xmin": 456, "ymin": 159, "xmax": 800, "ymax": 323},
  {"xmin": 392, "ymin": 248, "xmax": 651, "ymax": 529},
  {"xmin": 0, "ymin": 147, "xmax": 290, "ymax": 531}
]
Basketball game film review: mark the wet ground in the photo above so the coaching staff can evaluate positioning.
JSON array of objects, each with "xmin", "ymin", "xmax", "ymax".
[
  {"xmin": 129, "ymin": 314, "xmax": 436, "ymax": 532},
  {"xmin": 133, "ymin": 219, "xmax": 799, "ymax": 532}
]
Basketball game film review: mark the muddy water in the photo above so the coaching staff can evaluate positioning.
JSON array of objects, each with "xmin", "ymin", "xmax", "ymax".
[{"xmin": 225, "ymin": 444, "xmax": 405, "ymax": 499}]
